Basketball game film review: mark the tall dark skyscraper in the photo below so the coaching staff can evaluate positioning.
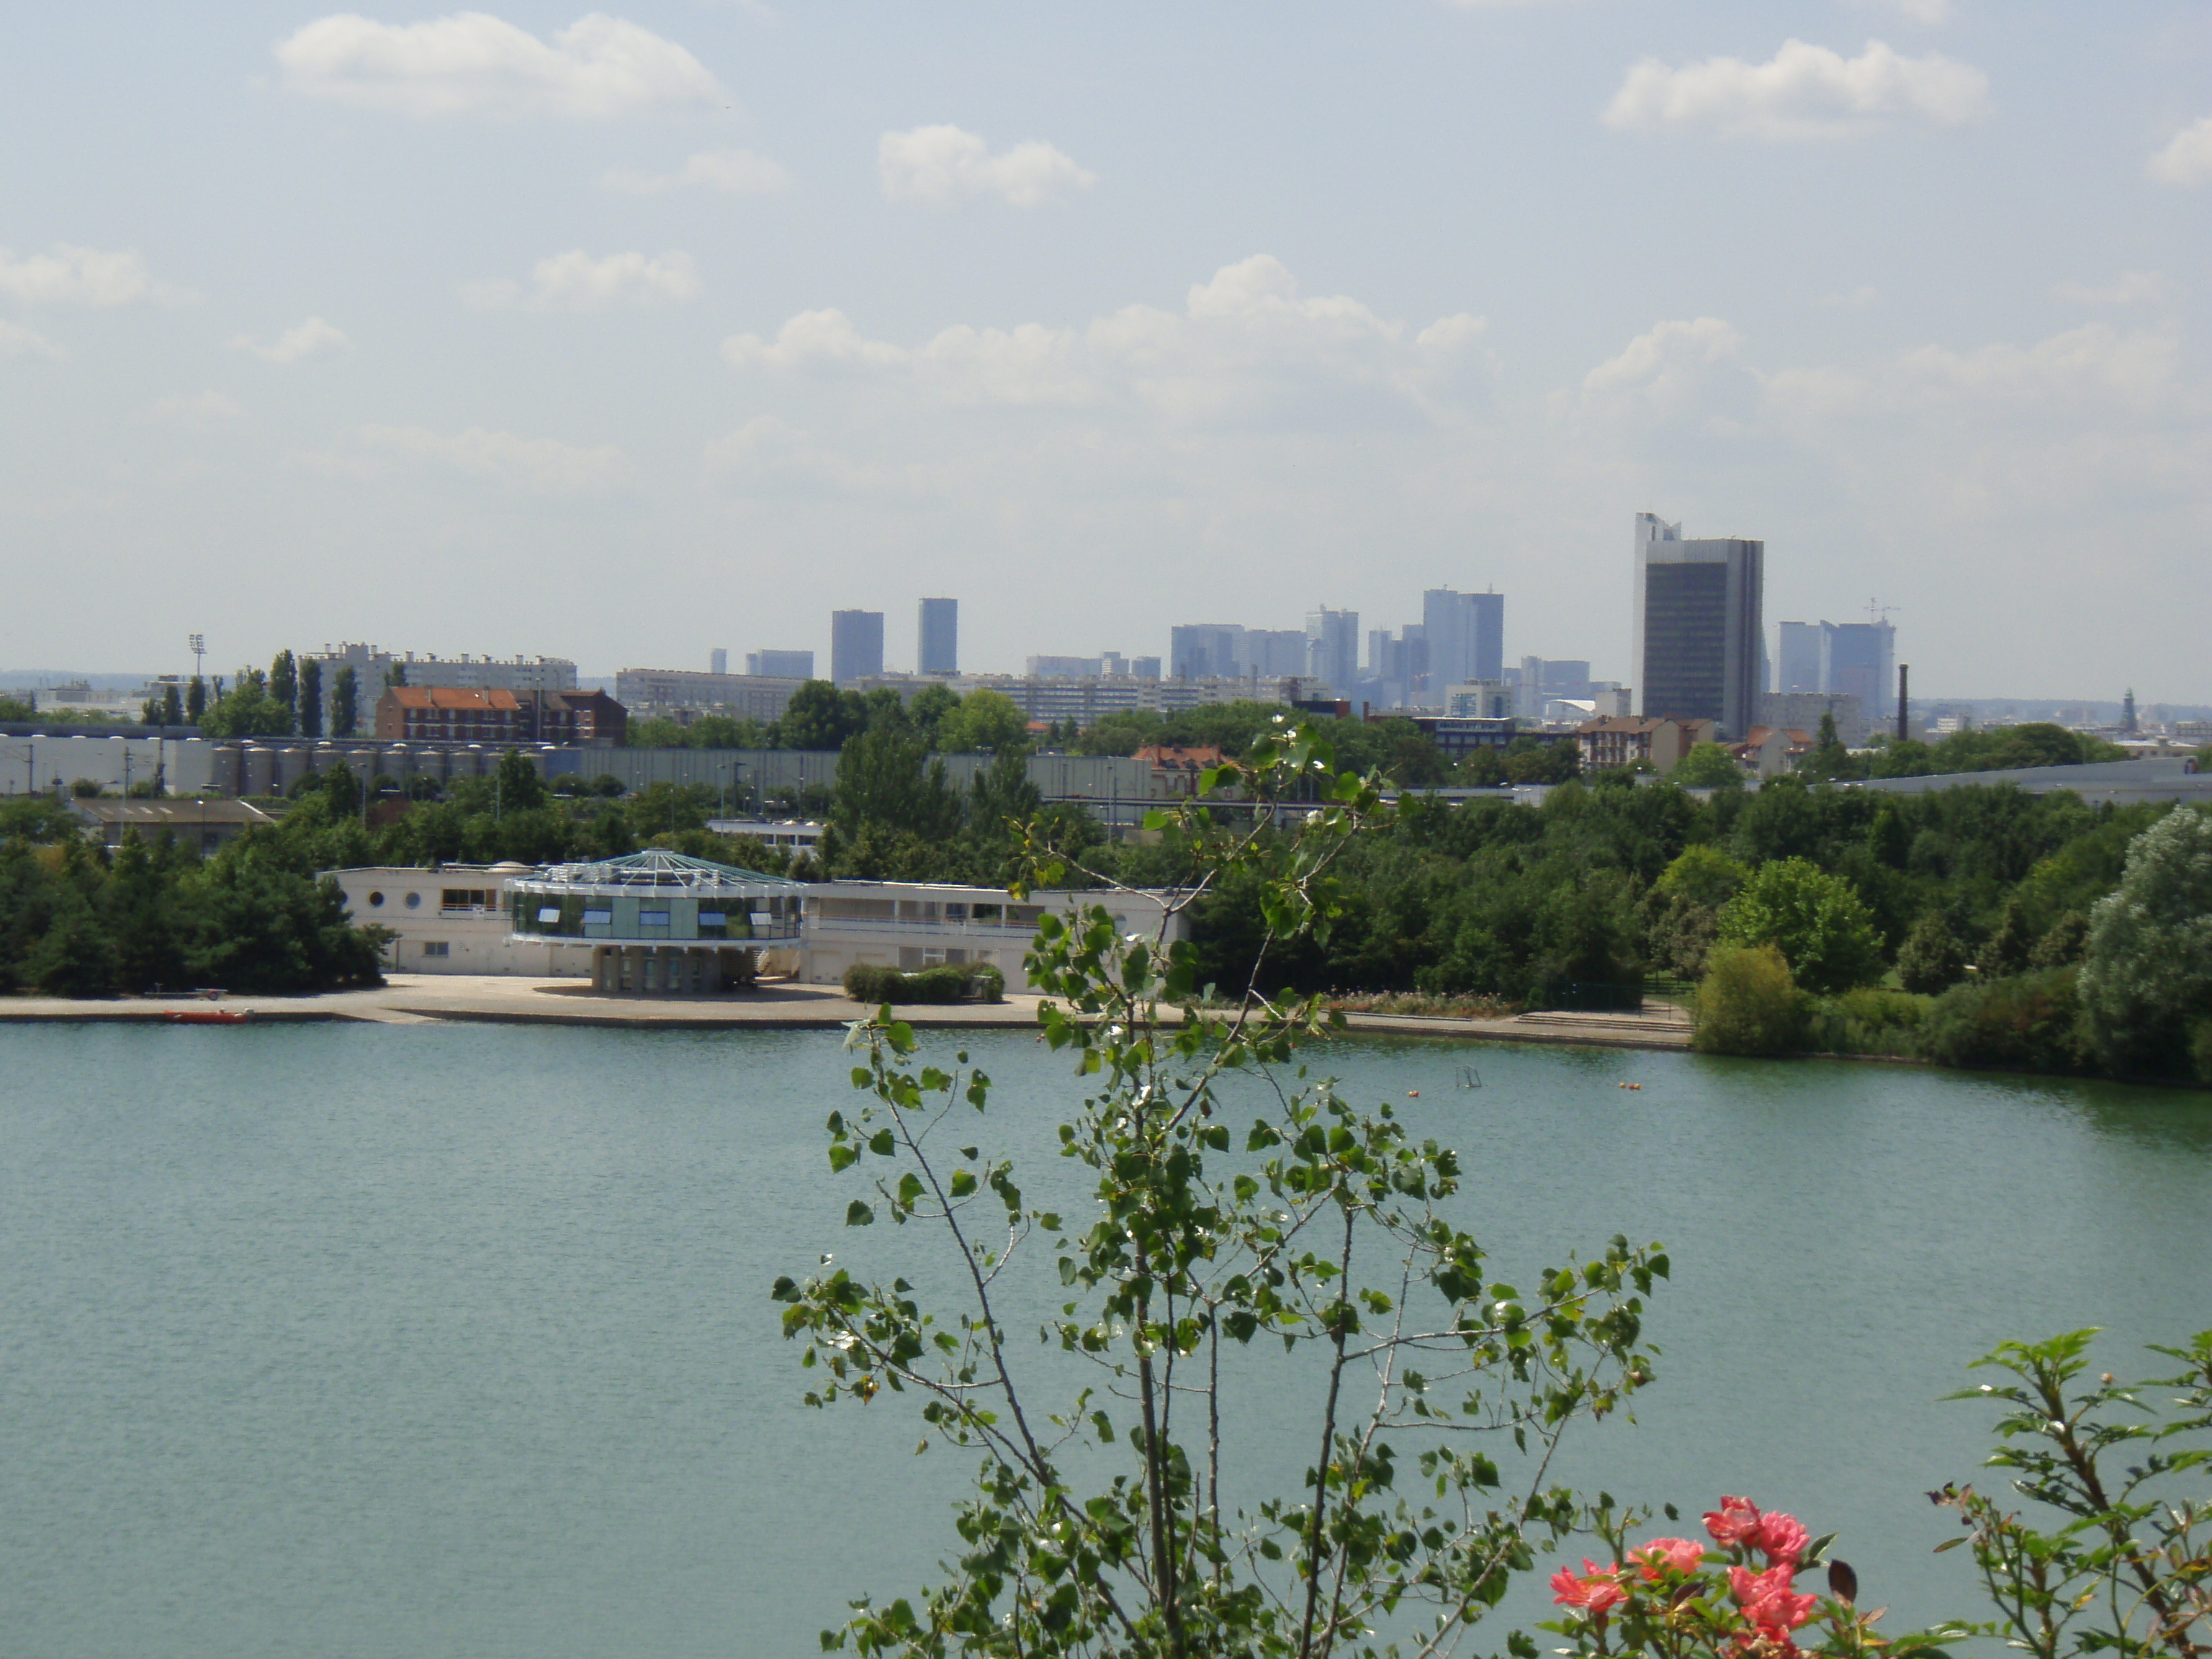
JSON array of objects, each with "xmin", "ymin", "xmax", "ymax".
[
  {"xmin": 917, "ymin": 597, "xmax": 958, "ymax": 675},
  {"xmin": 1632, "ymin": 513, "xmax": 1763, "ymax": 738},
  {"xmin": 830, "ymin": 609, "xmax": 884, "ymax": 686}
]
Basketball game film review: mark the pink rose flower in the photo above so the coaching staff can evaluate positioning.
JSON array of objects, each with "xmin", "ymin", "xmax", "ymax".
[
  {"xmin": 1754, "ymin": 1511, "xmax": 1808, "ymax": 1569},
  {"xmin": 1631, "ymin": 1537, "xmax": 1707, "ymax": 1579},
  {"xmin": 1705, "ymin": 1495, "xmax": 1763, "ymax": 1548},
  {"xmin": 1551, "ymin": 1560, "xmax": 1627, "ymax": 1612},
  {"xmin": 1730, "ymin": 1564, "xmax": 1799, "ymax": 1606},
  {"xmin": 1745, "ymin": 1586, "xmax": 1817, "ymax": 1635}
]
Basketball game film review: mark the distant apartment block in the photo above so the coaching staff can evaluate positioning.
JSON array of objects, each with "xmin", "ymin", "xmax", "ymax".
[
  {"xmin": 613, "ymin": 669, "xmax": 803, "ymax": 723},
  {"xmin": 918, "ymin": 598, "xmax": 958, "ymax": 676},
  {"xmin": 1423, "ymin": 589, "xmax": 1504, "ymax": 690},
  {"xmin": 1759, "ymin": 691, "xmax": 1869, "ymax": 749},
  {"xmin": 1444, "ymin": 681, "xmax": 1514, "ymax": 719},
  {"xmin": 857, "ymin": 672, "xmax": 1317, "ymax": 725},
  {"xmin": 309, "ymin": 644, "xmax": 579, "ymax": 734},
  {"xmin": 1631, "ymin": 513, "xmax": 1763, "ymax": 739},
  {"xmin": 1025, "ymin": 652, "xmax": 1153, "ymax": 679},
  {"xmin": 747, "ymin": 650, "xmax": 815, "ymax": 680},
  {"xmin": 710, "ymin": 648, "xmax": 728, "ymax": 676},
  {"xmin": 1170, "ymin": 624, "xmax": 1243, "ymax": 680},
  {"xmin": 831, "ymin": 611, "xmax": 885, "ymax": 685},
  {"xmin": 1575, "ymin": 715, "xmax": 1718, "ymax": 773}
]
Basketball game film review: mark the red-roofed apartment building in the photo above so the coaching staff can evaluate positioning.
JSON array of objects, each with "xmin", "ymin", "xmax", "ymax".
[{"xmin": 374, "ymin": 685, "xmax": 627, "ymax": 747}]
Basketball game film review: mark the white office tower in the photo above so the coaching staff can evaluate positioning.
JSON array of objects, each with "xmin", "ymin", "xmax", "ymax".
[
  {"xmin": 1304, "ymin": 608, "xmax": 1359, "ymax": 692},
  {"xmin": 1632, "ymin": 512, "xmax": 1763, "ymax": 738},
  {"xmin": 710, "ymin": 648, "xmax": 728, "ymax": 675}
]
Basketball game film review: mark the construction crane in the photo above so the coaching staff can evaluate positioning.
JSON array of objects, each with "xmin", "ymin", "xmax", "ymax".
[{"xmin": 1866, "ymin": 599, "xmax": 1901, "ymax": 626}]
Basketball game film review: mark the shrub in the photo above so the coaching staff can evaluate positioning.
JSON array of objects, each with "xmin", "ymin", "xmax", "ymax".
[
  {"xmin": 840, "ymin": 961, "xmax": 1003, "ymax": 1005},
  {"xmin": 1804, "ymin": 986, "xmax": 1928, "ymax": 1055},
  {"xmin": 1916, "ymin": 966, "xmax": 2087, "ymax": 1074},
  {"xmin": 1693, "ymin": 943, "xmax": 1807, "ymax": 1056}
]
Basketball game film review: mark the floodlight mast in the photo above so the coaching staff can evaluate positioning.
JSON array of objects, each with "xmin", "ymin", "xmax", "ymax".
[{"xmin": 188, "ymin": 634, "xmax": 205, "ymax": 683}]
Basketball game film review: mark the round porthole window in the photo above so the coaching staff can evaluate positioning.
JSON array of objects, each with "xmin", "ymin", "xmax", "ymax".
[
  {"xmin": 405, "ymin": 891, "xmax": 422, "ymax": 909},
  {"xmin": 368, "ymin": 891, "xmax": 385, "ymax": 907}
]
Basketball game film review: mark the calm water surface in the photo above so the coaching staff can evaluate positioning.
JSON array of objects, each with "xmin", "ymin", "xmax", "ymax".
[{"xmin": 1, "ymin": 1022, "xmax": 2207, "ymax": 1658}]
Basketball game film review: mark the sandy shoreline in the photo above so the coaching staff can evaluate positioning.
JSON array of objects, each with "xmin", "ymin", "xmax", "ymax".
[{"xmin": 0, "ymin": 975, "xmax": 1695, "ymax": 1049}]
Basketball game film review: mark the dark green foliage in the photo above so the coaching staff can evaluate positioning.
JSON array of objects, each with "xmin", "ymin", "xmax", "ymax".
[
  {"xmin": 0, "ymin": 812, "xmax": 386, "ymax": 997},
  {"xmin": 2077, "ymin": 804, "xmax": 2212, "ymax": 1077},
  {"xmin": 2030, "ymin": 909, "xmax": 2090, "ymax": 967},
  {"xmin": 1671, "ymin": 742, "xmax": 1745, "ymax": 788},
  {"xmin": 297, "ymin": 657, "xmax": 322, "ymax": 737},
  {"xmin": 840, "ymin": 962, "xmax": 1002, "ymax": 1004},
  {"xmin": 1917, "ymin": 966, "xmax": 2087, "ymax": 1074},
  {"xmin": 1896, "ymin": 909, "xmax": 1969, "ymax": 994},
  {"xmin": 185, "ymin": 675, "xmax": 207, "ymax": 723},
  {"xmin": 329, "ymin": 665, "xmax": 358, "ymax": 738},
  {"xmin": 197, "ymin": 666, "xmax": 297, "ymax": 739},
  {"xmin": 269, "ymin": 650, "xmax": 297, "ymax": 721}
]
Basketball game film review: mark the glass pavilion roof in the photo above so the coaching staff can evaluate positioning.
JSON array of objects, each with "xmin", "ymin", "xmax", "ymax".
[{"xmin": 510, "ymin": 848, "xmax": 806, "ymax": 899}]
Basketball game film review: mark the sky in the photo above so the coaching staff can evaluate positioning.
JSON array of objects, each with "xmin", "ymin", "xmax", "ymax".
[{"xmin": 3, "ymin": 1, "xmax": 2209, "ymax": 698}]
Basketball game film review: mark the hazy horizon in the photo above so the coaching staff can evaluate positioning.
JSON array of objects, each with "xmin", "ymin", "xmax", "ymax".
[{"xmin": 5, "ymin": 3, "xmax": 2208, "ymax": 698}]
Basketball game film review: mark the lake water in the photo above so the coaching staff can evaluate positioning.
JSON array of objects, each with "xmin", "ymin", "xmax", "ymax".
[{"xmin": 1, "ymin": 1021, "xmax": 2207, "ymax": 1658}]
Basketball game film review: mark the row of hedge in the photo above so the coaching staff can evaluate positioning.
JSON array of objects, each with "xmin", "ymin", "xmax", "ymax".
[
  {"xmin": 840, "ymin": 962, "xmax": 1007, "ymax": 1006},
  {"xmin": 1691, "ymin": 945, "xmax": 2210, "ymax": 1083}
]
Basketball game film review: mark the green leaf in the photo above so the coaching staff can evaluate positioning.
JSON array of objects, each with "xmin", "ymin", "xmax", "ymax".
[
  {"xmin": 828, "ymin": 1143, "xmax": 859, "ymax": 1173},
  {"xmin": 845, "ymin": 1200, "xmax": 875, "ymax": 1227},
  {"xmin": 950, "ymin": 1170, "xmax": 978, "ymax": 1197}
]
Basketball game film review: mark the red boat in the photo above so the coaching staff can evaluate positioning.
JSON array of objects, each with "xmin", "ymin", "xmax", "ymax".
[{"xmin": 164, "ymin": 1008, "xmax": 254, "ymax": 1025}]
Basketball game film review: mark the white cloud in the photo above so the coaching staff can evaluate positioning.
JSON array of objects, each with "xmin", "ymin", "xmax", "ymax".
[
  {"xmin": 2147, "ymin": 117, "xmax": 2212, "ymax": 186},
  {"xmin": 878, "ymin": 125, "xmax": 1095, "ymax": 208},
  {"xmin": 1848, "ymin": 0, "xmax": 1952, "ymax": 23},
  {"xmin": 228, "ymin": 316, "xmax": 351, "ymax": 364},
  {"xmin": 0, "ymin": 244, "xmax": 186, "ymax": 306},
  {"xmin": 2053, "ymin": 271, "xmax": 2170, "ymax": 307},
  {"xmin": 1604, "ymin": 40, "xmax": 1990, "ymax": 140},
  {"xmin": 600, "ymin": 147, "xmax": 792, "ymax": 194},
  {"xmin": 722, "ymin": 256, "xmax": 1493, "ymax": 426},
  {"xmin": 148, "ymin": 391, "xmax": 246, "ymax": 428},
  {"xmin": 274, "ymin": 12, "xmax": 723, "ymax": 120},
  {"xmin": 462, "ymin": 250, "xmax": 700, "ymax": 311},
  {"xmin": 1578, "ymin": 317, "xmax": 1748, "ymax": 423},
  {"xmin": 357, "ymin": 424, "xmax": 633, "ymax": 494},
  {"xmin": 0, "ymin": 320, "xmax": 63, "ymax": 359}
]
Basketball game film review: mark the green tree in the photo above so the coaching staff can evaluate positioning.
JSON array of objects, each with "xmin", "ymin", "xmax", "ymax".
[
  {"xmin": 1671, "ymin": 742, "xmax": 1744, "ymax": 789},
  {"xmin": 329, "ymin": 665, "xmax": 359, "ymax": 738},
  {"xmin": 906, "ymin": 682, "xmax": 962, "ymax": 749},
  {"xmin": 2078, "ymin": 806, "xmax": 2212, "ymax": 1075},
  {"xmin": 297, "ymin": 657, "xmax": 323, "ymax": 738},
  {"xmin": 269, "ymin": 649, "xmax": 298, "ymax": 722},
  {"xmin": 936, "ymin": 687, "xmax": 1031, "ymax": 754},
  {"xmin": 776, "ymin": 728, "xmax": 1668, "ymax": 1656},
  {"xmin": 161, "ymin": 682, "xmax": 185, "ymax": 727},
  {"xmin": 1894, "ymin": 909, "xmax": 1969, "ymax": 994},
  {"xmin": 198, "ymin": 667, "xmax": 297, "ymax": 739},
  {"xmin": 778, "ymin": 680, "xmax": 869, "ymax": 752},
  {"xmin": 185, "ymin": 675, "xmax": 208, "ymax": 724},
  {"xmin": 493, "ymin": 747, "xmax": 547, "ymax": 814},
  {"xmin": 384, "ymin": 660, "xmax": 408, "ymax": 688},
  {"xmin": 1657, "ymin": 844, "xmax": 1748, "ymax": 910},
  {"xmin": 1795, "ymin": 711, "xmax": 1862, "ymax": 782},
  {"xmin": 831, "ymin": 724, "xmax": 962, "ymax": 843},
  {"xmin": 1717, "ymin": 855, "xmax": 1886, "ymax": 993}
]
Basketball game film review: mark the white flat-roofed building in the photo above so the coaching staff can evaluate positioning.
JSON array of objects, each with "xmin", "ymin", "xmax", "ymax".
[
  {"xmin": 707, "ymin": 818, "xmax": 825, "ymax": 852},
  {"xmin": 799, "ymin": 880, "xmax": 1193, "ymax": 986},
  {"xmin": 325, "ymin": 863, "xmax": 593, "ymax": 976}
]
